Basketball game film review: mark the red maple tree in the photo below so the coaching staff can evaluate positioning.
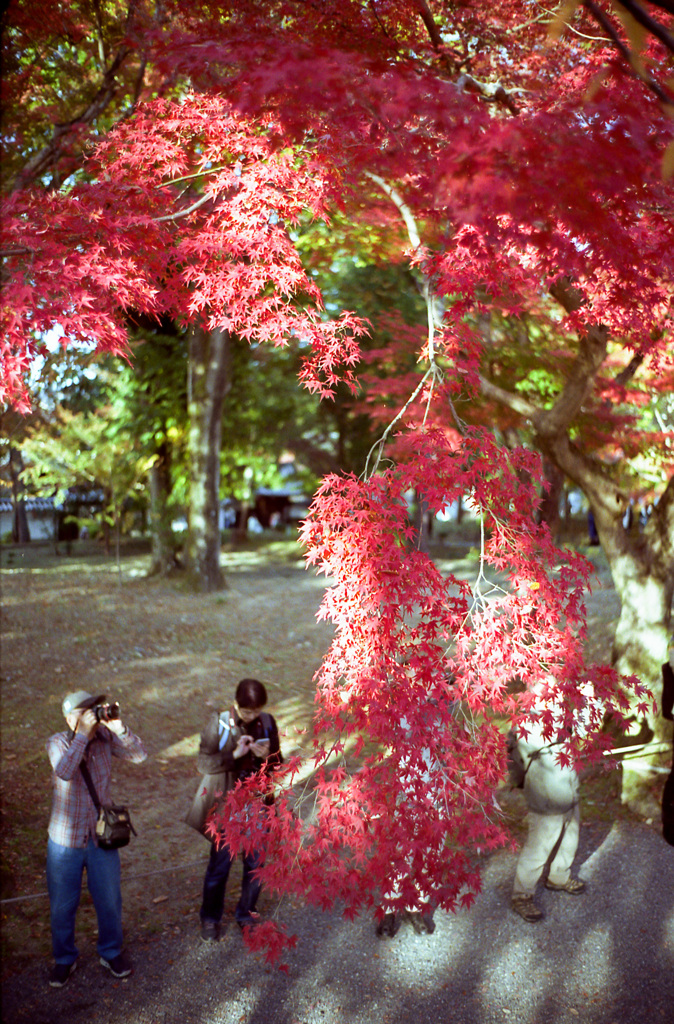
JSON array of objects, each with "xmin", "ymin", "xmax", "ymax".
[{"xmin": 2, "ymin": 1, "xmax": 672, "ymax": 959}]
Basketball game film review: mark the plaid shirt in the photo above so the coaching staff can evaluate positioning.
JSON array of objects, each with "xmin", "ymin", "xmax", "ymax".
[{"xmin": 46, "ymin": 726, "xmax": 147, "ymax": 848}]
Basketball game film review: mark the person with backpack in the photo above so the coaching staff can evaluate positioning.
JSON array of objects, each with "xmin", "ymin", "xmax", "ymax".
[{"xmin": 185, "ymin": 678, "xmax": 282, "ymax": 940}]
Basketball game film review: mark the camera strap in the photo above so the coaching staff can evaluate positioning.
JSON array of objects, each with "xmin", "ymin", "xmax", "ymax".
[
  {"xmin": 79, "ymin": 760, "xmax": 137, "ymax": 835},
  {"xmin": 218, "ymin": 709, "xmax": 236, "ymax": 751},
  {"xmin": 79, "ymin": 761, "xmax": 102, "ymax": 812}
]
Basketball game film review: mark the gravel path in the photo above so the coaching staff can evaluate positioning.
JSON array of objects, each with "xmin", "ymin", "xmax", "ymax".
[{"xmin": 4, "ymin": 820, "xmax": 673, "ymax": 1024}]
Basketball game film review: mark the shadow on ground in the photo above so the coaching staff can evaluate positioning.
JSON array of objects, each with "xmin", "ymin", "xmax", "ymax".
[{"xmin": 3, "ymin": 821, "xmax": 673, "ymax": 1024}]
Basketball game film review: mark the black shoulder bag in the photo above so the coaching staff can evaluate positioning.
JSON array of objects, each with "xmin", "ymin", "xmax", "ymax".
[{"xmin": 80, "ymin": 761, "xmax": 137, "ymax": 850}]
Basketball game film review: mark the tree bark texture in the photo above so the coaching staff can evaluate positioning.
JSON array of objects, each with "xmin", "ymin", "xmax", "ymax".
[
  {"xmin": 185, "ymin": 325, "xmax": 231, "ymax": 592},
  {"xmin": 536, "ymin": 459, "xmax": 565, "ymax": 542},
  {"xmin": 9, "ymin": 447, "xmax": 30, "ymax": 543},
  {"xmin": 148, "ymin": 439, "xmax": 176, "ymax": 577}
]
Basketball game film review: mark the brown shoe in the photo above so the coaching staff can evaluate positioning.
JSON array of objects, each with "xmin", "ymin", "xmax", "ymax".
[
  {"xmin": 545, "ymin": 877, "xmax": 586, "ymax": 895},
  {"xmin": 511, "ymin": 893, "xmax": 544, "ymax": 922}
]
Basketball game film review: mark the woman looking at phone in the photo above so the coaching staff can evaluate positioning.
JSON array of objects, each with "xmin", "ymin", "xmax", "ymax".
[{"xmin": 185, "ymin": 678, "xmax": 283, "ymax": 939}]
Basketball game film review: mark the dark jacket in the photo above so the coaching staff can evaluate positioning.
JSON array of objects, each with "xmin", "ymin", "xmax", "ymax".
[{"xmin": 185, "ymin": 707, "xmax": 281, "ymax": 836}]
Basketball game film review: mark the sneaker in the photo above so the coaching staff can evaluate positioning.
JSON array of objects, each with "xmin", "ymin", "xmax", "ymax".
[
  {"xmin": 200, "ymin": 920, "xmax": 219, "ymax": 942},
  {"xmin": 511, "ymin": 893, "xmax": 544, "ymax": 922},
  {"xmin": 375, "ymin": 912, "xmax": 400, "ymax": 938},
  {"xmin": 236, "ymin": 916, "xmax": 260, "ymax": 932},
  {"xmin": 100, "ymin": 952, "xmax": 133, "ymax": 978},
  {"xmin": 545, "ymin": 877, "xmax": 586, "ymax": 895},
  {"xmin": 406, "ymin": 910, "xmax": 436, "ymax": 935},
  {"xmin": 420, "ymin": 912, "xmax": 436, "ymax": 935},
  {"xmin": 49, "ymin": 961, "xmax": 76, "ymax": 988}
]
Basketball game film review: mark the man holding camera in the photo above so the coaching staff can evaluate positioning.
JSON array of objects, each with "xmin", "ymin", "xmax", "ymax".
[{"xmin": 46, "ymin": 690, "xmax": 147, "ymax": 988}]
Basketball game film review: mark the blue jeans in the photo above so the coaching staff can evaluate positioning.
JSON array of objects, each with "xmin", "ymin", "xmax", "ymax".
[
  {"xmin": 200, "ymin": 842, "xmax": 263, "ymax": 925},
  {"xmin": 46, "ymin": 838, "xmax": 123, "ymax": 964}
]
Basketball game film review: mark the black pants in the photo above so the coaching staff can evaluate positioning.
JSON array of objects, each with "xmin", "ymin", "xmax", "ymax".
[{"xmin": 200, "ymin": 842, "xmax": 263, "ymax": 925}]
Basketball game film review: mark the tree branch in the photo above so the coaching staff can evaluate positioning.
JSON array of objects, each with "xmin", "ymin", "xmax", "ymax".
[
  {"xmin": 534, "ymin": 280, "xmax": 609, "ymax": 438},
  {"xmin": 535, "ymin": 329, "xmax": 608, "ymax": 438},
  {"xmin": 582, "ymin": 0, "xmax": 674, "ymax": 105},
  {"xmin": 12, "ymin": 46, "xmax": 132, "ymax": 193},
  {"xmin": 613, "ymin": 0, "xmax": 674, "ymax": 56},
  {"xmin": 153, "ymin": 191, "xmax": 214, "ymax": 223},
  {"xmin": 364, "ymin": 170, "xmax": 449, "ymax": 428},
  {"xmin": 614, "ymin": 352, "xmax": 644, "ymax": 388},
  {"xmin": 413, "ymin": 0, "xmax": 459, "ymax": 73},
  {"xmin": 0, "ymin": 247, "xmax": 33, "ymax": 258},
  {"xmin": 456, "ymin": 74, "xmax": 521, "ymax": 116},
  {"xmin": 478, "ymin": 288, "xmax": 615, "ymax": 513},
  {"xmin": 477, "ymin": 374, "xmax": 539, "ymax": 420},
  {"xmin": 642, "ymin": 1, "xmax": 674, "ymax": 15},
  {"xmin": 648, "ymin": 472, "xmax": 674, "ymax": 578},
  {"xmin": 479, "ymin": 368, "xmax": 625, "ymax": 516}
]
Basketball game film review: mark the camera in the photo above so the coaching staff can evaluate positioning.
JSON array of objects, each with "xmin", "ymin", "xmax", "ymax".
[{"xmin": 94, "ymin": 701, "xmax": 121, "ymax": 722}]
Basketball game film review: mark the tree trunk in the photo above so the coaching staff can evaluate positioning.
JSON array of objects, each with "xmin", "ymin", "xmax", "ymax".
[
  {"xmin": 234, "ymin": 466, "xmax": 254, "ymax": 543},
  {"xmin": 185, "ymin": 325, "xmax": 232, "ymax": 592},
  {"xmin": 536, "ymin": 459, "xmax": 565, "ymax": 542},
  {"xmin": 541, "ymin": 451, "xmax": 674, "ymax": 815},
  {"xmin": 147, "ymin": 439, "xmax": 176, "ymax": 576},
  {"xmin": 479, "ymin": 324, "xmax": 674, "ymax": 815},
  {"xmin": 591, "ymin": 494, "xmax": 674, "ymax": 813},
  {"xmin": 9, "ymin": 447, "xmax": 30, "ymax": 543}
]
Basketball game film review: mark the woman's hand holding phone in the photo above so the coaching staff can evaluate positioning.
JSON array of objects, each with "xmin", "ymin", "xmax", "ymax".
[{"xmin": 251, "ymin": 737, "xmax": 271, "ymax": 758}]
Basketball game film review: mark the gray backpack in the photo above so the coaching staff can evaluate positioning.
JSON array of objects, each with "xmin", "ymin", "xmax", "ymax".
[{"xmin": 506, "ymin": 730, "xmax": 528, "ymax": 789}]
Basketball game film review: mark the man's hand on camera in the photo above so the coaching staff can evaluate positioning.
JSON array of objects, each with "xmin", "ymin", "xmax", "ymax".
[
  {"xmin": 103, "ymin": 715, "xmax": 126, "ymax": 736},
  {"xmin": 75, "ymin": 708, "xmax": 98, "ymax": 738},
  {"xmin": 251, "ymin": 738, "xmax": 271, "ymax": 758}
]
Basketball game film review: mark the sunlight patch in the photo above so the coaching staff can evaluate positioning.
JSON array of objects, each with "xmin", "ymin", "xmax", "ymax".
[
  {"xmin": 157, "ymin": 733, "xmax": 200, "ymax": 758},
  {"xmin": 561, "ymin": 925, "xmax": 614, "ymax": 1005}
]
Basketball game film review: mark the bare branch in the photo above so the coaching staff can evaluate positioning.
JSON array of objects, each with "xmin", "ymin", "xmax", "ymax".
[
  {"xmin": 614, "ymin": 352, "xmax": 644, "ymax": 388},
  {"xmin": 456, "ymin": 74, "xmax": 520, "ymax": 116},
  {"xmin": 642, "ymin": 0, "xmax": 674, "ymax": 14},
  {"xmin": 582, "ymin": 0, "xmax": 674, "ymax": 105},
  {"xmin": 12, "ymin": 47, "xmax": 132, "ymax": 193},
  {"xmin": 365, "ymin": 172, "xmax": 422, "ymax": 250},
  {"xmin": 153, "ymin": 191, "xmax": 214, "ymax": 223},
  {"xmin": 0, "ymin": 247, "xmax": 33, "ymax": 258},
  {"xmin": 478, "ymin": 374, "xmax": 540, "ymax": 420},
  {"xmin": 613, "ymin": 0, "xmax": 674, "ymax": 56},
  {"xmin": 413, "ymin": 0, "xmax": 460, "ymax": 75}
]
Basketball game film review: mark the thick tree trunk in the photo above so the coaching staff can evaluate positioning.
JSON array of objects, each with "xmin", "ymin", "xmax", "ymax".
[
  {"xmin": 479, "ymin": 324, "xmax": 674, "ymax": 815},
  {"xmin": 9, "ymin": 447, "xmax": 30, "ymax": 543},
  {"xmin": 147, "ymin": 440, "xmax": 176, "ymax": 576},
  {"xmin": 185, "ymin": 325, "xmax": 231, "ymax": 592},
  {"xmin": 536, "ymin": 459, "xmax": 565, "ymax": 542},
  {"xmin": 234, "ymin": 466, "xmax": 254, "ymax": 542},
  {"xmin": 527, "ymin": 325, "xmax": 674, "ymax": 815},
  {"xmin": 541, "ymin": 457, "xmax": 674, "ymax": 814},
  {"xmin": 591, "ymin": 494, "xmax": 674, "ymax": 812}
]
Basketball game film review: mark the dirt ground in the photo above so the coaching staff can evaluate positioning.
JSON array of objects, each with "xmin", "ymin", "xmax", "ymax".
[
  {"xmin": 0, "ymin": 536, "xmax": 337, "ymax": 975},
  {"xmin": 0, "ymin": 531, "xmax": 648, "ymax": 984}
]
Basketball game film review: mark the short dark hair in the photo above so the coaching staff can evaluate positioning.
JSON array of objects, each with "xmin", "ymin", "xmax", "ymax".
[{"xmin": 235, "ymin": 678, "xmax": 267, "ymax": 709}]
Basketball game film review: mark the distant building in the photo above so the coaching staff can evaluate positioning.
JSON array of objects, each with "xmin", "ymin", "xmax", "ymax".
[
  {"xmin": 0, "ymin": 496, "xmax": 57, "ymax": 540},
  {"xmin": 0, "ymin": 490, "xmax": 106, "ymax": 542}
]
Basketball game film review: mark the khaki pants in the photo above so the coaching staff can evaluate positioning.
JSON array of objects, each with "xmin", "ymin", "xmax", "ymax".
[{"xmin": 513, "ymin": 804, "xmax": 580, "ymax": 895}]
